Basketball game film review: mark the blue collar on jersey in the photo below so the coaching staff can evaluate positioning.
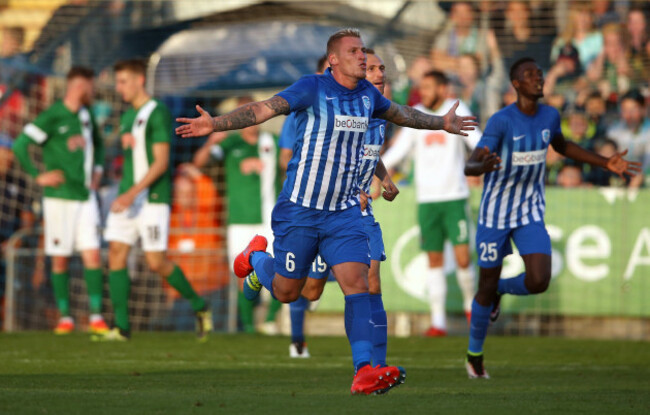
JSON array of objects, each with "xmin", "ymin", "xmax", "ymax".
[{"xmin": 323, "ymin": 67, "xmax": 369, "ymax": 95}]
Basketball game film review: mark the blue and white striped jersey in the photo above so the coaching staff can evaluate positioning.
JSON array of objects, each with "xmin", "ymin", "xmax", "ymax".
[
  {"xmin": 477, "ymin": 103, "xmax": 561, "ymax": 229},
  {"xmin": 358, "ymin": 118, "xmax": 386, "ymax": 217},
  {"xmin": 278, "ymin": 112, "xmax": 297, "ymax": 150},
  {"xmin": 276, "ymin": 68, "xmax": 391, "ymax": 211}
]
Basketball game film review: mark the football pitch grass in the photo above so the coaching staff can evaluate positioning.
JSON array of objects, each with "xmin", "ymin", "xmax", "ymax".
[{"xmin": 1, "ymin": 332, "xmax": 648, "ymax": 414}]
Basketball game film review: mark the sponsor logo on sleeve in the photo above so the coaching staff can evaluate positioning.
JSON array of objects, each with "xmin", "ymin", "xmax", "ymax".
[
  {"xmin": 334, "ymin": 115, "xmax": 369, "ymax": 132},
  {"xmin": 512, "ymin": 149, "xmax": 547, "ymax": 166}
]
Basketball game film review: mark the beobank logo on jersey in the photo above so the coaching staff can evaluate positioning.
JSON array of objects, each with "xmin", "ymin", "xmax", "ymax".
[
  {"xmin": 362, "ymin": 144, "xmax": 382, "ymax": 160},
  {"xmin": 334, "ymin": 115, "xmax": 368, "ymax": 132},
  {"xmin": 512, "ymin": 149, "xmax": 547, "ymax": 166}
]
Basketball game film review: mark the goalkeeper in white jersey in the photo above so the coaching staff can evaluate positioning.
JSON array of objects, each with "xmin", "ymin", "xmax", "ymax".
[{"xmin": 382, "ymin": 70, "xmax": 480, "ymax": 336}]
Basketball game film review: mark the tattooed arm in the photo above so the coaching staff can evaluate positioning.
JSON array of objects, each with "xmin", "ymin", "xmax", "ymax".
[
  {"xmin": 378, "ymin": 100, "xmax": 478, "ymax": 136},
  {"xmin": 176, "ymin": 96, "xmax": 290, "ymax": 138}
]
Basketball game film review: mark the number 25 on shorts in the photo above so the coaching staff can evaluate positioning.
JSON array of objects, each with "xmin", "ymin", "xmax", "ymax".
[{"xmin": 479, "ymin": 242, "xmax": 498, "ymax": 262}]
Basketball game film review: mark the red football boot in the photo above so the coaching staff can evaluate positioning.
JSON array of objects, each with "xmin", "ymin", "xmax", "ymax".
[
  {"xmin": 424, "ymin": 326, "xmax": 447, "ymax": 337},
  {"xmin": 233, "ymin": 235, "xmax": 268, "ymax": 278},
  {"xmin": 350, "ymin": 365, "xmax": 380, "ymax": 395}
]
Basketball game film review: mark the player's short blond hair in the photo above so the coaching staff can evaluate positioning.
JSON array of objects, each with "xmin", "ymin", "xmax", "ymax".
[
  {"xmin": 114, "ymin": 59, "xmax": 147, "ymax": 77},
  {"xmin": 326, "ymin": 28, "xmax": 362, "ymax": 56}
]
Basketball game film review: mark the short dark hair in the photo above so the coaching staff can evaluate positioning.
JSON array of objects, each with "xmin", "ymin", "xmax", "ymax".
[
  {"xmin": 365, "ymin": 48, "xmax": 375, "ymax": 55},
  {"xmin": 66, "ymin": 66, "xmax": 94, "ymax": 80},
  {"xmin": 422, "ymin": 70, "xmax": 449, "ymax": 86},
  {"xmin": 326, "ymin": 28, "xmax": 361, "ymax": 56},
  {"xmin": 509, "ymin": 57, "xmax": 537, "ymax": 81},
  {"xmin": 620, "ymin": 89, "xmax": 645, "ymax": 107},
  {"xmin": 585, "ymin": 90, "xmax": 604, "ymax": 102},
  {"xmin": 114, "ymin": 59, "xmax": 147, "ymax": 76},
  {"xmin": 316, "ymin": 54, "xmax": 329, "ymax": 73}
]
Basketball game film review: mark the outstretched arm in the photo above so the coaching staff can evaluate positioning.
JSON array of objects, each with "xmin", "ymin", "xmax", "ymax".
[
  {"xmin": 176, "ymin": 96, "xmax": 290, "ymax": 138},
  {"xmin": 464, "ymin": 146, "xmax": 502, "ymax": 177},
  {"xmin": 551, "ymin": 134, "xmax": 641, "ymax": 178},
  {"xmin": 378, "ymin": 100, "xmax": 478, "ymax": 136}
]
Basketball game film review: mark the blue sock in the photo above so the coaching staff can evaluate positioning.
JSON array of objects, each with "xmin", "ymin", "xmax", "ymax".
[
  {"xmin": 250, "ymin": 251, "xmax": 275, "ymax": 297},
  {"xmin": 468, "ymin": 298, "xmax": 492, "ymax": 355},
  {"xmin": 369, "ymin": 294, "xmax": 387, "ymax": 368},
  {"xmin": 498, "ymin": 272, "xmax": 530, "ymax": 296},
  {"xmin": 344, "ymin": 293, "xmax": 372, "ymax": 372},
  {"xmin": 290, "ymin": 296, "xmax": 309, "ymax": 343}
]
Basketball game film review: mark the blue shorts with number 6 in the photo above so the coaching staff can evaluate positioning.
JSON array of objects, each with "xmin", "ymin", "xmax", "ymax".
[
  {"xmin": 475, "ymin": 221, "xmax": 551, "ymax": 268},
  {"xmin": 272, "ymin": 197, "xmax": 371, "ymax": 279}
]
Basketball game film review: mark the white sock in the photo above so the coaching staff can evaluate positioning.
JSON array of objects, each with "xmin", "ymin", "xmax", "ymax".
[
  {"xmin": 427, "ymin": 267, "xmax": 447, "ymax": 330},
  {"xmin": 90, "ymin": 314, "xmax": 104, "ymax": 323},
  {"xmin": 456, "ymin": 266, "xmax": 476, "ymax": 312}
]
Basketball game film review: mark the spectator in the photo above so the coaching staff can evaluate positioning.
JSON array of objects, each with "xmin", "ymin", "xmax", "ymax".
[
  {"xmin": 0, "ymin": 133, "xmax": 36, "ymax": 305},
  {"xmin": 592, "ymin": 0, "xmax": 621, "ymax": 29},
  {"xmin": 0, "ymin": 26, "xmax": 27, "ymax": 138},
  {"xmin": 544, "ymin": 43, "xmax": 584, "ymax": 101},
  {"xmin": 545, "ymin": 144, "xmax": 565, "ymax": 185},
  {"xmin": 585, "ymin": 139, "xmax": 621, "ymax": 186},
  {"xmin": 551, "ymin": 4, "xmax": 603, "ymax": 70},
  {"xmin": 166, "ymin": 164, "xmax": 227, "ymax": 328},
  {"xmin": 587, "ymin": 23, "xmax": 631, "ymax": 103},
  {"xmin": 404, "ymin": 56, "xmax": 434, "ymax": 107},
  {"xmin": 497, "ymin": 1, "xmax": 554, "ymax": 71},
  {"xmin": 557, "ymin": 164, "xmax": 584, "ymax": 188},
  {"xmin": 561, "ymin": 108, "xmax": 597, "ymax": 149},
  {"xmin": 583, "ymin": 91, "xmax": 611, "ymax": 138},
  {"xmin": 431, "ymin": 2, "xmax": 488, "ymax": 73},
  {"xmin": 625, "ymin": 8, "xmax": 650, "ymax": 86},
  {"xmin": 453, "ymin": 29, "xmax": 504, "ymax": 126},
  {"xmin": 606, "ymin": 89, "xmax": 650, "ymax": 188}
]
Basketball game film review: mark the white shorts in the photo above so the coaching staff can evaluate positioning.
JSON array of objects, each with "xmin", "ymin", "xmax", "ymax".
[
  {"xmin": 104, "ymin": 202, "xmax": 170, "ymax": 252},
  {"xmin": 43, "ymin": 196, "xmax": 101, "ymax": 256},
  {"xmin": 227, "ymin": 223, "xmax": 273, "ymax": 272}
]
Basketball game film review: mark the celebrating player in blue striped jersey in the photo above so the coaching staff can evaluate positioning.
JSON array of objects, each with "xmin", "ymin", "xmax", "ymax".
[
  {"xmin": 176, "ymin": 28, "xmax": 477, "ymax": 395},
  {"xmin": 293, "ymin": 50, "xmax": 397, "ymax": 371},
  {"xmin": 463, "ymin": 57, "xmax": 640, "ymax": 379}
]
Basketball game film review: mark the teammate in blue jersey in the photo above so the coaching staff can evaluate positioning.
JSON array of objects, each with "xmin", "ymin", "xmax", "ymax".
[
  {"xmin": 176, "ymin": 28, "xmax": 477, "ymax": 395},
  {"xmin": 463, "ymin": 57, "xmax": 640, "ymax": 379},
  {"xmin": 278, "ymin": 54, "xmax": 331, "ymax": 359}
]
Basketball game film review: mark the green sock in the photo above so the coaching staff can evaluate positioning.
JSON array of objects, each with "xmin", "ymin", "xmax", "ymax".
[
  {"xmin": 84, "ymin": 268, "xmax": 104, "ymax": 314},
  {"xmin": 166, "ymin": 265, "xmax": 205, "ymax": 312},
  {"xmin": 238, "ymin": 291, "xmax": 255, "ymax": 334},
  {"xmin": 109, "ymin": 269, "xmax": 131, "ymax": 332},
  {"xmin": 265, "ymin": 297, "xmax": 282, "ymax": 322},
  {"xmin": 52, "ymin": 272, "xmax": 70, "ymax": 316}
]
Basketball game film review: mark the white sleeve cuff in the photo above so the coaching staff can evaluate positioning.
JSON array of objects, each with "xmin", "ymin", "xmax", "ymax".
[{"xmin": 24, "ymin": 123, "xmax": 48, "ymax": 144}]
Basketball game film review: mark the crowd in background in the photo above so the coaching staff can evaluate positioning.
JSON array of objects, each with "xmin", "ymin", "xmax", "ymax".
[{"xmin": 390, "ymin": 0, "xmax": 650, "ymax": 189}]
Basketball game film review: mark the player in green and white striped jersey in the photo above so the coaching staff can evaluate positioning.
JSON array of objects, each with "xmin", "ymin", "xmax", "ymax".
[
  {"xmin": 13, "ymin": 66, "xmax": 108, "ymax": 335},
  {"xmin": 98, "ymin": 59, "xmax": 211, "ymax": 341}
]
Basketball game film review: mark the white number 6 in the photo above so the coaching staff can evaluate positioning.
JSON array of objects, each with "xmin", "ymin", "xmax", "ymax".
[{"xmin": 286, "ymin": 252, "xmax": 296, "ymax": 272}]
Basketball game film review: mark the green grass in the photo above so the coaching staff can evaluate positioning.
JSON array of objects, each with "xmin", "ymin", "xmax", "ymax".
[{"xmin": 0, "ymin": 333, "xmax": 649, "ymax": 414}]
